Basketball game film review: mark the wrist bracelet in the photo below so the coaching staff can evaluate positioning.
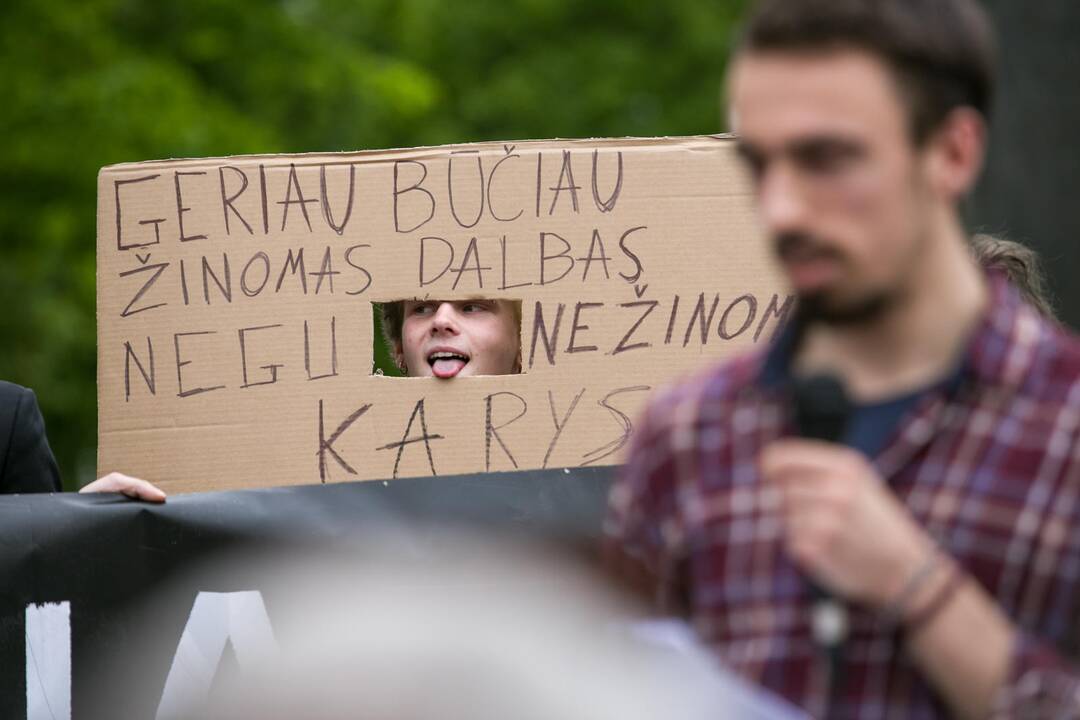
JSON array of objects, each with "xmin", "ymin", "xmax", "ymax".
[
  {"xmin": 905, "ymin": 564, "xmax": 965, "ymax": 636},
  {"xmin": 883, "ymin": 548, "xmax": 940, "ymax": 623}
]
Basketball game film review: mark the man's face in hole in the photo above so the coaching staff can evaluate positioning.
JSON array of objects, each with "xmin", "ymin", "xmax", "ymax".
[
  {"xmin": 729, "ymin": 49, "xmax": 937, "ymax": 324},
  {"xmin": 396, "ymin": 299, "xmax": 521, "ymax": 378}
]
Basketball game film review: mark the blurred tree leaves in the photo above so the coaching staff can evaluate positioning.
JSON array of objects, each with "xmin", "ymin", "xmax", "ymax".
[{"xmin": 0, "ymin": 0, "xmax": 747, "ymax": 488}]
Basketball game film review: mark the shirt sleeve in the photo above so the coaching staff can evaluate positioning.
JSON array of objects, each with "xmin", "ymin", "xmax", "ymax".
[
  {"xmin": 1, "ymin": 386, "xmax": 62, "ymax": 493},
  {"xmin": 992, "ymin": 632, "xmax": 1080, "ymax": 718},
  {"xmin": 603, "ymin": 388, "xmax": 691, "ymax": 613},
  {"xmin": 992, "ymin": 432, "xmax": 1080, "ymax": 718}
]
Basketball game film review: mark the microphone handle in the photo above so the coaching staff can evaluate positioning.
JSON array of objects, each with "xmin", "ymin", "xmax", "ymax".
[{"xmin": 790, "ymin": 374, "xmax": 853, "ymax": 699}]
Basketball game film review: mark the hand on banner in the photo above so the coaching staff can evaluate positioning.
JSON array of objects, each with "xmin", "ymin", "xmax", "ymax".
[
  {"xmin": 760, "ymin": 439, "xmax": 933, "ymax": 607},
  {"xmin": 80, "ymin": 472, "xmax": 167, "ymax": 503}
]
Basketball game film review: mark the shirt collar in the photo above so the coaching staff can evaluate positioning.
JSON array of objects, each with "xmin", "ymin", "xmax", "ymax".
[
  {"xmin": 757, "ymin": 306, "xmax": 803, "ymax": 390},
  {"xmin": 963, "ymin": 269, "xmax": 1046, "ymax": 392},
  {"xmin": 755, "ymin": 270, "xmax": 1038, "ymax": 396}
]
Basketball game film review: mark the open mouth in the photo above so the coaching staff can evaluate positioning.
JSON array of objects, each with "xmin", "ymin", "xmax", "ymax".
[{"xmin": 427, "ymin": 350, "xmax": 470, "ymax": 379}]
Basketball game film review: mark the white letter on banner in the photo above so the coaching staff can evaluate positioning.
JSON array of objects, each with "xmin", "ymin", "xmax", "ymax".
[
  {"xmin": 155, "ymin": 590, "xmax": 277, "ymax": 719},
  {"xmin": 25, "ymin": 601, "xmax": 72, "ymax": 720}
]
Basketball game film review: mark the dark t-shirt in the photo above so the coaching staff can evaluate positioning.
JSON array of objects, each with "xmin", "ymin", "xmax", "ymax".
[
  {"xmin": 843, "ymin": 387, "xmax": 927, "ymax": 458},
  {"xmin": 761, "ymin": 316, "xmax": 962, "ymax": 459}
]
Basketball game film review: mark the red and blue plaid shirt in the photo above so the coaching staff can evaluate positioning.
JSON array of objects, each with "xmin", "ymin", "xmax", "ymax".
[{"xmin": 606, "ymin": 275, "xmax": 1080, "ymax": 718}]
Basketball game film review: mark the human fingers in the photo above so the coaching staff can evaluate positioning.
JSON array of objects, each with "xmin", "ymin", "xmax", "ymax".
[
  {"xmin": 81, "ymin": 472, "xmax": 167, "ymax": 503},
  {"xmin": 760, "ymin": 438, "xmax": 861, "ymax": 479}
]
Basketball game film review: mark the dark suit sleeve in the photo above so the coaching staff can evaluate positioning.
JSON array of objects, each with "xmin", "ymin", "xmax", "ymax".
[{"xmin": 0, "ymin": 382, "xmax": 62, "ymax": 493}]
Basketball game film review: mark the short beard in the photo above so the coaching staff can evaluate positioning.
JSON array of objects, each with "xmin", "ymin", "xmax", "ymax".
[
  {"xmin": 797, "ymin": 289, "xmax": 893, "ymax": 327},
  {"xmin": 774, "ymin": 231, "xmax": 900, "ymax": 328}
]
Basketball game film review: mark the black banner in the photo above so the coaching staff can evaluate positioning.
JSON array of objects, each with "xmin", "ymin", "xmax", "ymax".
[{"xmin": 0, "ymin": 467, "xmax": 612, "ymax": 719}]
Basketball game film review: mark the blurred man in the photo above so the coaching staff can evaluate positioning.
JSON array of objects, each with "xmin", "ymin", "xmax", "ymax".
[
  {"xmin": 1, "ymin": 380, "xmax": 165, "ymax": 500},
  {"xmin": 607, "ymin": 0, "xmax": 1080, "ymax": 717},
  {"xmin": 380, "ymin": 299, "xmax": 521, "ymax": 378}
]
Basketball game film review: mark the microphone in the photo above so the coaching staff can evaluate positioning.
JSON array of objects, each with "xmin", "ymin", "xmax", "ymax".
[
  {"xmin": 793, "ymin": 373, "xmax": 851, "ymax": 445},
  {"xmin": 791, "ymin": 374, "xmax": 852, "ymax": 655}
]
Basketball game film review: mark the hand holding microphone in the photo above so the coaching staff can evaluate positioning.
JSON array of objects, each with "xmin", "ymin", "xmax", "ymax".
[{"xmin": 760, "ymin": 375, "xmax": 935, "ymax": 617}]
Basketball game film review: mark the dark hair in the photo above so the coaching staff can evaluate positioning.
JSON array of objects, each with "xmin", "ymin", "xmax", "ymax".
[
  {"xmin": 738, "ymin": 0, "xmax": 997, "ymax": 144},
  {"xmin": 971, "ymin": 234, "xmax": 1056, "ymax": 319}
]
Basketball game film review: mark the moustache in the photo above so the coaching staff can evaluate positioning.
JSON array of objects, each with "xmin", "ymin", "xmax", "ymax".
[{"xmin": 774, "ymin": 232, "xmax": 843, "ymax": 263}]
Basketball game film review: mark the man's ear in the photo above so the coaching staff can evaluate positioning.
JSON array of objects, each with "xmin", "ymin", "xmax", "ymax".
[
  {"xmin": 925, "ymin": 107, "xmax": 987, "ymax": 200},
  {"xmin": 392, "ymin": 341, "xmax": 406, "ymax": 373}
]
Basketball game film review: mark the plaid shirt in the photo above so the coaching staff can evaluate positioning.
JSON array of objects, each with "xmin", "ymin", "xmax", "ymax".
[{"xmin": 606, "ymin": 275, "xmax": 1080, "ymax": 718}]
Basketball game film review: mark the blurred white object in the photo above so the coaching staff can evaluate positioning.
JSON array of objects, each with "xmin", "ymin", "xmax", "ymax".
[
  {"xmin": 630, "ymin": 619, "xmax": 809, "ymax": 720},
  {"xmin": 176, "ymin": 531, "xmax": 802, "ymax": 720}
]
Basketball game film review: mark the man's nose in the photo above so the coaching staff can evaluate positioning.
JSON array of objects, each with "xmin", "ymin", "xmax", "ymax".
[
  {"xmin": 759, "ymin": 164, "xmax": 809, "ymax": 235},
  {"xmin": 430, "ymin": 302, "xmax": 459, "ymax": 334}
]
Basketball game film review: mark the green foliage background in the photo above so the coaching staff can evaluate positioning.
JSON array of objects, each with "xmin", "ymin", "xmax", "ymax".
[{"xmin": 0, "ymin": 0, "xmax": 748, "ymax": 489}]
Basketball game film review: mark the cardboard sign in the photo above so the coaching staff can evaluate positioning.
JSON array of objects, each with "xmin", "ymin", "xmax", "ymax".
[{"xmin": 97, "ymin": 136, "xmax": 789, "ymax": 493}]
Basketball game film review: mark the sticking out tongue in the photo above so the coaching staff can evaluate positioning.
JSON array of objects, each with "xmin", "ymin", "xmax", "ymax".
[{"xmin": 432, "ymin": 357, "xmax": 467, "ymax": 378}]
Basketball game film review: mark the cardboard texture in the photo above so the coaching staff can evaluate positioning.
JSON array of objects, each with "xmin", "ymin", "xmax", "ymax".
[{"xmin": 97, "ymin": 136, "xmax": 789, "ymax": 493}]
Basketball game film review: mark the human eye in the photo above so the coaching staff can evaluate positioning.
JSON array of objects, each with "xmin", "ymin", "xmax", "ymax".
[
  {"xmin": 461, "ymin": 301, "xmax": 491, "ymax": 313},
  {"xmin": 409, "ymin": 302, "xmax": 436, "ymax": 316},
  {"xmin": 735, "ymin": 142, "xmax": 767, "ymax": 184},
  {"xmin": 792, "ymin": 139, "xmax": 862, "ymax": 175}
]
